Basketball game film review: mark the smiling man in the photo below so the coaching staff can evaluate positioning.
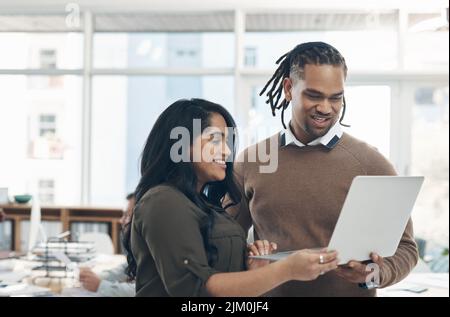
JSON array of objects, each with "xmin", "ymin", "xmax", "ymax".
[{"xmin": 226, "ymin": 42, "xmax": 418, "ymax": 296}]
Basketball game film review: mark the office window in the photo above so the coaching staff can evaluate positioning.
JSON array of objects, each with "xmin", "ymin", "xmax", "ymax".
[
  {"xmin": 405, "ymin": 12, "xmax": 449, "ymax": 71},
  {"xmin": 247, "ymin": 84, "xmax": 286, "ymax": 145},
  {"xmin": 168, "ymin": 34, "xmax": 201, "ymax": 67},
  {"xmin": 30, "ymin": 112, "xmax": 65, "ymax": 160},
  {"xmin": 0, "ymin": 220, "xmax": 12, "ymax": 251},
  {"xmin": 39, "ymin": 114, "xmax": 57, "ymax": 137},
  {"xmin": 0, "ymin": 33, "xmax": 83, "ymax": 69},
  {"xmin": 244, "ymin": 31, "xmax": 398, "ymax": 70},
  {"xmin": 404, "ymin": 31, "xmax": 449, "ymax": 71},
  {"xmin": 91, "ymin": 75, "xmax": 234, "ymax": 206},
  {"xmin": 411, "ymin": 85, "xmax": 449, "ymax": 248},
  {"xmin": 342, "ymin": 86, "xmax": 391, "ymax": 158},
  {"xmin": 93, "ymin": 32, "xmax": 234, "ymax": 68},
  {"xmin": 167, "ymin": 76, "xmax": 201, "ymax": 100},
  {"xmin": 38, "ymin": 179, "xmax": 55, "ymax": 205},
  {"xmin": 0, "ymin": 75, "xmax": 82, "ymax": 205},
  {"xmin": 244, "ymin": 47, "xmax": 257, "ymax": 67},
  {"xmin": 39, "ymin": 49, "xmax": 57, "ymax": 69}
]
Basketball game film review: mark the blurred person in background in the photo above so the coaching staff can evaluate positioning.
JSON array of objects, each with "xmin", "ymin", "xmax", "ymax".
[{"xmin": 79, "ymin": 193, "xmax": 136, "ymax": 297}]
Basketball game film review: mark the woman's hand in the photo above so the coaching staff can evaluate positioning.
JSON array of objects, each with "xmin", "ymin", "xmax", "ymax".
[
  {"xmin": 284, "ymin": 249, "xmax": 339, "ymax": 281},
  {"xmin": 248, "ymin": 240, "xmax": 277, "ymax": 256},
  {"xmin": 247, "ymin": 240, "xmax": 277, "ymax": 270}
]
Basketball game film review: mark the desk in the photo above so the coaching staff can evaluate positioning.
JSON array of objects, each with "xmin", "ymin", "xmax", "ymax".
[
  {"xmin": 2, "ymin": 258, "xmax": 448, "ymax": 297},
  {"xmin": 0, "ymin": 254, "xmax": 126, "ymax": 297},
  {"xmin": 378, "ymin": 273, "xmax": 449, "ymax": 297}
]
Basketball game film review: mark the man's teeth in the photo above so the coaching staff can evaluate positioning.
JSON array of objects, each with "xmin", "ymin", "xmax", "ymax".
[
  {"xmin": 214, "ymin": 159, "xmax": 226, "ymax": 164},
  {"xmin": 313, "ymin": 116, "xmax": 328, "ymax": 122}
]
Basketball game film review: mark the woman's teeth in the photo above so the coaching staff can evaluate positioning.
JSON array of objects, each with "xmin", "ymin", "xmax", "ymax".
[{"xmin": 213, "ymin": 159, "xmax": 226, "ymax": 165}]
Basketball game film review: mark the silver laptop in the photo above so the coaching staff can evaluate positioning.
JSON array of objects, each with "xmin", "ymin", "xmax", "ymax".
[{"xmin": 249, "ymin": 176, "xmax": 424, "ymax": 264}]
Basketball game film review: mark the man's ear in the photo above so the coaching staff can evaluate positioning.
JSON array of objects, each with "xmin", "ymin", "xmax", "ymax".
[{"xmin": 283, "ymin": 78, "xmax": 293, "ymax": 101}]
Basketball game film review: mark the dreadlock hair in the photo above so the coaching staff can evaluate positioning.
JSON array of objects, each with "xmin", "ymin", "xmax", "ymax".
[{"xmin": 260, "ymin": 41, "xmax": 350, "ymax": 129}]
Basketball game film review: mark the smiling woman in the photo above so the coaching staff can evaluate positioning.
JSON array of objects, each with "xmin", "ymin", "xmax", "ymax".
[{"xmin": 122, "ymin": 98, "xmax": 245, "ymax": 295}]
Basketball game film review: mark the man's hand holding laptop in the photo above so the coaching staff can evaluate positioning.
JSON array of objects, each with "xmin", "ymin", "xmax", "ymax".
[{"xmin": 335, "ymin": 252, "xmax": 385, "ymax": 284}]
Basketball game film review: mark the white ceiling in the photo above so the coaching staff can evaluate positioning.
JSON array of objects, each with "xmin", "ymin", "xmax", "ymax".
[
  {"xmin": 0, "ymin": 11, "xmax": 402, "ymax": 32},
  {"xmin": 94, "ymin": 12, "xmax": 400, "ymax": 32},
  {"xmin": 0, "ymin": 0, "xmax": 446, "ymax": 32},
  {"xmin": 0, "ymin": 0, "xmax": 447, "ymax": 13}
]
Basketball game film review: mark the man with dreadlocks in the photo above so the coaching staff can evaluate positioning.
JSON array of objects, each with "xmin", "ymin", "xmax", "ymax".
[{"xmin": 226, "ymin": 42, "xmax": 418, "ymax": 297}]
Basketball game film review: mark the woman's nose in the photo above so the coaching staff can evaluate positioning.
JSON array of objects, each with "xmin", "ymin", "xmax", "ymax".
[{"xmin": 223, "ymin": 142, "xmax": 232, "ymax": 159}]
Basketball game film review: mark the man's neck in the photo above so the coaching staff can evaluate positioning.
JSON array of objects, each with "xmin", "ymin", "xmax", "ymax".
[{"xmin": 289, "ymin": 121, "xmax": 315, "ymax": 144}]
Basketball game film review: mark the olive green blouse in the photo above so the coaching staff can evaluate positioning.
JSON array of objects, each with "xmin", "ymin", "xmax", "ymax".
[{"xmin": 131, "ymin": 185, "xmax": 247, "ymax": 297}]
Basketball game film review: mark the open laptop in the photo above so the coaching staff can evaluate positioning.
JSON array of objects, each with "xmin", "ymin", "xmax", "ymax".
[{"xmin": 249, "ymin": 176, "xmax": 424, "ymax": 264}]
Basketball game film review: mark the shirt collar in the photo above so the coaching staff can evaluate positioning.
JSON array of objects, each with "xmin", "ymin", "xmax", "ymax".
[{"xmin": 281, "ymin": 120, "xmax": 343, "ymax": 149}]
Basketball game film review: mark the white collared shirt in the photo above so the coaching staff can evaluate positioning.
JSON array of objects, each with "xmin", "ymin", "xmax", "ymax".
[{"xmin": 281, "ymin": 120, "xmax": 343, "ymax": 149}]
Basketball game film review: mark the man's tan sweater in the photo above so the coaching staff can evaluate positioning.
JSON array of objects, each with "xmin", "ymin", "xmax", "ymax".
[{"xmin": 226, "ymin": 132, "xmax": 418, "ymax": 297}]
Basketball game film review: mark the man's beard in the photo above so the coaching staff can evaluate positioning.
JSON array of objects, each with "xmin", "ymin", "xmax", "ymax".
[{"xmin": 304, "ymin": 118, "xmax": 335, "ymax": 139}]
